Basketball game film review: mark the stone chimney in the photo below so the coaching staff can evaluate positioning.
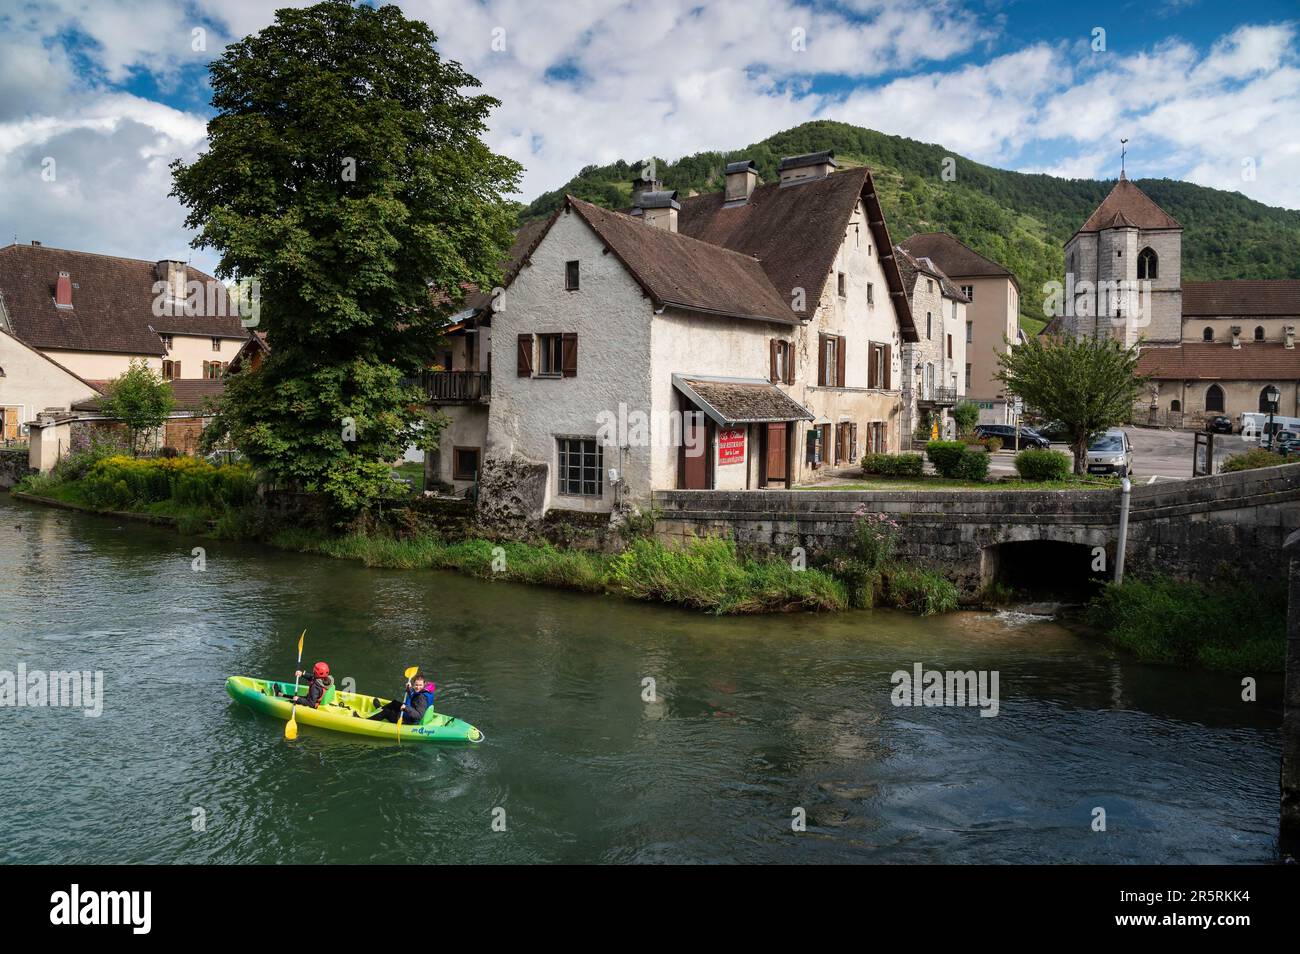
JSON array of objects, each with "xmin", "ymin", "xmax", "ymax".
[
  {"xmin": 778, "ymin": 150, "xmax": 837, "ymax": 187},
  {"xmin": 630, "ymin": 173, "xmax": 663, "ymax": 208},
  {"xmin": 1231, "ymin": 325, "xmax": 1241, "ymax": 349},
  {"xmin": 156, "ymin": 259, "xmax": 188, "ymax": 307},
  {"xmin": 1287, "ymin": 325, "xmax": 1295, "ymax": 350},
  {"xmin": 54, "ymin": 271, "xmax": 72, "ymax": 308},
  {"xmin": 724, "ymin": 160, "xmax": 759, "ymax": 205},
  {"xmin": 634, "ymin": 190, "xmax": 680, "ymax": 232}
]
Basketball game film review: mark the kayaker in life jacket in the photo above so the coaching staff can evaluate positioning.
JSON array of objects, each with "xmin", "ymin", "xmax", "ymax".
[
  {"xmin": 282, "ymin": 661, "xmax": 332, "ymax": 709},
  {"xmin": 368, "ymin": 672, "xmax": 435, "ymax": 724}
]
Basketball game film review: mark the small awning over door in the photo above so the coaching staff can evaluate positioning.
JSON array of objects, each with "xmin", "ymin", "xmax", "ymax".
[{"xmin": 672, "ymin": 374, "xmax": 814, "ymax": 426}]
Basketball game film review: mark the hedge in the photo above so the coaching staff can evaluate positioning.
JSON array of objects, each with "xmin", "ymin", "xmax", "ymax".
[
  {"xmin": 925, "ymin": 441, "xmax": 988, "ymax": 481},
  {"xmin": 861, "ymin": 453, "xmax": 924, "ymax": 478},
  {"xmin": 1014, "ymin": 448, "xmax": 1071, "ymax": 481}
]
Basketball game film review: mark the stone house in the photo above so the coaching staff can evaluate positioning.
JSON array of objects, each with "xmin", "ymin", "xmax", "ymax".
[
  {"xmin": 900, "ymin": 232, "xmax": 1021, "ymax": 425},
  {"xmin": 1046, "ymin": 176, "xmax": 1300, "ymax": 426},
  {"xmin": 424, "ymin": 152, "xmax": 917, "ymax": 513},
  {"xmin": 894, "ymin": 245, "xmax": 968, "ymax": 442}
]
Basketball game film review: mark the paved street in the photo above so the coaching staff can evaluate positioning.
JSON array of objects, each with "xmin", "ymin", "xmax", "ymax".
[{"xmin": 986, "ymin": 425, "xmax": 1244, "ymax": 482}]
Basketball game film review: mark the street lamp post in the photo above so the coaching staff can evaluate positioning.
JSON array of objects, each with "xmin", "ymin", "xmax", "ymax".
[{"xmin": 1267, "ymin": 384, "xmax": 1281, "ymax": 450}]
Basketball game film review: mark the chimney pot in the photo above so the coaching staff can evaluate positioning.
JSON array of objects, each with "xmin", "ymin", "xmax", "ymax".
[
  {"xmin": 1231, "ymin": 325, "xmax": 1241, "ymax": 349},
  {"xmin": 724, "ymin": 159, "xmax": 760, "ymax": 205},
  {"xmin": 55, "ymin": 270, "xmax": 72, "ymax": 308},
  {"xmin": 630, "ymin": 174, "xmax": 663, "ymax": 208},
  {"xmin": 778, "ymin": 150, "xmax": 837, "ymax": 187}
]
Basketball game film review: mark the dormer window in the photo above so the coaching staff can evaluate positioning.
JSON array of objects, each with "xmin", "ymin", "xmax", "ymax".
[
  {"xmin": 1255, "ymin": 326, "xmax": 1265, "ymax": 341},
  {"xmin": 161, "ymin": 334, "xmax": 174, "ymax": 351},
  {"xmin": 565, "ymin": 260, "xmax": 580, "ymax": 291},
  {"xmin": 1202, "ymin": 327, "xmax": 1214, "ymax": 342}
]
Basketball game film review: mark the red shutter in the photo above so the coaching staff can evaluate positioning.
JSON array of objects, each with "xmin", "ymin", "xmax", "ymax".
[
  {"xmin": 517, "ymin": 334, "xmax": 533, "ymax": 377},
  {"xmin": 562, "ymin": 333, "xmax": 577, "ymax": 377},
  {"xmin": 835, "ymin": 336, "xmax": 845, "ymax": 388},
  {"xmin": 817, "ymin": 334, "xmax": 827, "ymax": 386},
  {"xmin": 769, "ymin": 339, "xmax": 778, "ymax": 383}
]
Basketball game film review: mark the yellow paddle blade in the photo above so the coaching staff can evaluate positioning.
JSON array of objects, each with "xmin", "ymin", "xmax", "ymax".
[
  {"xmin": 296, "ymin": 630, "xmax": 305, "ymax": 657},
  {"xmin": 284, "ymin": 714, "xmax": 298, "ymax": 740},
  {"xmin": 404, "ymin": 666, "xmax": 419, "ymax": 679}
]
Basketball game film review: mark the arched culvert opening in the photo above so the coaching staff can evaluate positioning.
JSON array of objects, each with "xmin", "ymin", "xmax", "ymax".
[{"xmin": 980, "ymin": 540, "xmax": 1109, "ymax": 603}]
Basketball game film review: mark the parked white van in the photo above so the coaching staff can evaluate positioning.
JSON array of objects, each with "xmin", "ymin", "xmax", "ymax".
[{"xmin": 1240, "ymin": 412, "xmax": 1300, "ymax": 441}]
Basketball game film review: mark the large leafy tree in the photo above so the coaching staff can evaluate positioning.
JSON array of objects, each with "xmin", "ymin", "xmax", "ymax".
[
  {"xmin": 101, "ymin": 359, "xmax": 175, "ymax": 456},
  {"xmin": 172, "ymin": 0, "xmax": 521, "ymax": 513},
  {"xmin": 996, "ymin": 334, "xmax": 1145, "ymax": 474}
]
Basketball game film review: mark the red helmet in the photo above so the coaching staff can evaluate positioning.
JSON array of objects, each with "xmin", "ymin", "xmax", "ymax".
[{"xmin": 312, "ymin": 662, "xmax": 330, "ymax": 678}]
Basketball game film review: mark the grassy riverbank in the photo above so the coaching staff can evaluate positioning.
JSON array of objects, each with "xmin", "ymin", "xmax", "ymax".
[
  {"xmin": 14, "ymin": 454, "xmax": 963, "ymax": 616},
  {"xmin": 1087, "ymin": 576, "xmax": 1286, "ymax": 672}
]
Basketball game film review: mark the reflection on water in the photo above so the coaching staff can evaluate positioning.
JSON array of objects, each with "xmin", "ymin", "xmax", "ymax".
[{"xmin": 0, "ymin": 494, "xmax": 1281, "ymax": 863}]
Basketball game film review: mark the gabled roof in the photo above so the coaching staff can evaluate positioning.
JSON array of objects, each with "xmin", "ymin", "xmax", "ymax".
[
  {"xmin": 227, "ymin": 330, "xmax": 269, "ymax": 374},
  {"xmin": 675, "ymin": 165, "xmax": 917, "ymax": 340},
  {"xmin": 1137, "ymin": 342, "xmax": 1300, "ymax": 381},
  {"xmin": 1182, "ymin": 281, "xmax": 1300, "ymax": 317},
  {"xmin": 899, "ymin": 232, "xmax": 1016, "ymax": 284},
  {"xmin": 564, "ymin": 195, "xmax": 798, "ymax": 325},
  {"xmin": 72, "ymin": 378, "xmax": 224, "ymax": 413},
  {"xmin": 0, "ymin": 326, "xmax": 103, "ymax": 394},
  {"xmin": 0, "ymin": 243, "xmax": 246, "ymax": 355},
  {"xmin": 894, "ymin": 246, "xmax": 968, "ymax": 302},
  {"xmin": 673, "ymin": 374, "xmax": 814, "ymax": 426},
  {"xmin": 1076, "ymin": 178, "xmax": 1181, "ymax": 235}
]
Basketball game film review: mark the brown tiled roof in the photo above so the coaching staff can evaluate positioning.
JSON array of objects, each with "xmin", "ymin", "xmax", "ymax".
[
  {"xmin": 1182, "ymin": 281, "xmax": 1300, "ymax": 317},
  {"xmin": 899, "ymin": 232, "xmax": 1014, "ymax": 281},
  {"xmin": 0, "ymin": 243, "xmax": 245, "ymax": 355},
  {"xmin": 894, "ymin": 246, "xmax": 968, "ymax": 302},
  {"xmin": 676, "ymin": 166, "xmax": 917, "ymax": 339},
  {"xmin": 566, "ymin": 196, "xmax": 798, "ymax": 325},
  {"xmin": 1136, "ymin": 342, "xmax": 1300, "ymax": 380},
  {"xmin": 72, "ymin": 377, "xmax": 224, "ymax": 413},
  {"xmin": 439, "ymin": 216, "xmax": 554, "ymax": 316},
  {"xmin": 1077, "ymin": 178, "xmax": 1181, "ymax": 234},
  {"xmin": 674, "ymin": 375, "xmax": 814, "ymax": 425},
  {"xmin": 226, "ymin": 330, "xmax": 270, "ymax": 374}
]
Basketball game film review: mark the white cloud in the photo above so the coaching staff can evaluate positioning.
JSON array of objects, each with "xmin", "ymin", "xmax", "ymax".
[{"xmin": 0, "ymin": 0, "xmax": 1295, "ymax": 279}]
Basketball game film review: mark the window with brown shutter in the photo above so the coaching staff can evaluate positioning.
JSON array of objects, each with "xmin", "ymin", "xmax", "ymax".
[
  {"xmin": 817, "ymin": 334, "xmax": 827, "ymax": 386},
  {"xmin": 883, "ymin": 344, "xmax": 891, "ymax": 389},
  {"xmin": 818, "ymin": 335, "xmax": 843, "ymax": 387},
  {"xmin": 835, "ymin": 335, "xmax": 845, "ymax": 388},
  {"xmin": 562, "ymin": 333, "xmax": 577, "ymax": 377},
  {"xmin": 517, "ymin": 334, "xmax": 534, "ymax": 377},
  {"xmin": 770, "ymin": 339, "xmax": 779, "ymax": 383},
  {"xmin": 784, "ymin": 342, "xmax": 794, "ymax": 384}
]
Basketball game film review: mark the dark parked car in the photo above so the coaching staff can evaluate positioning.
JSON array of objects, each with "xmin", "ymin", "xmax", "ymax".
[
  {"xmin": 1206, "ymin": 415, "xmax": 1233, "ymax": 434},
  {"xmin": 1033, "ymin": 420, "xmax": 1072, "ymax": 443},
  {"xmin": 974, "ymin": 424, "xmax": 1050, "ymax": 450}
]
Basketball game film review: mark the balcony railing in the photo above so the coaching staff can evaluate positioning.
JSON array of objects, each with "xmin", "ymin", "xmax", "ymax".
[
  {"xmin": 917, "ymin": 386, "xmax": 958, "ymax": 407},
  {"xmin": 419, "ymin": 370, "xmax": 490, "ymax": 403}
]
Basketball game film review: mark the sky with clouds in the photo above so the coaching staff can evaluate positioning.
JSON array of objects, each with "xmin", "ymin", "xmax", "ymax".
[{"xmin": 0, "ymin": 0, "xmax": 1297, "ymax": 276}]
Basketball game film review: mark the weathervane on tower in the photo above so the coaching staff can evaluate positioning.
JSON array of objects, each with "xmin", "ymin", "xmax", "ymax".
[{"xmin": 1120, "ymin": 138, "xmax": 1129, "ymax": 179}]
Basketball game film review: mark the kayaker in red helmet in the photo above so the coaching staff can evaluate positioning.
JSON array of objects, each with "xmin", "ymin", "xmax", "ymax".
[
  {"xmin": 279, "ymin": 661, "xmax": 332, "ymax": 709},
  {"xmin": 369, "ymin": 671, "xmax": 435, "ymax": 725}
]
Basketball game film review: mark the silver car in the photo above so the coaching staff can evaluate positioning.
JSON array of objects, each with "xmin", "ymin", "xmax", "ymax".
[{"xmin": 1086, "ymin": 429, "xmax": 1133, "ymax": 477}]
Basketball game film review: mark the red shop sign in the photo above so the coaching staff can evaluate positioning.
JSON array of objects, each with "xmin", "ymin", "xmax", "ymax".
[{"xmin": 718, "ymin": 427, "xmax": 746, "ymax": 464}]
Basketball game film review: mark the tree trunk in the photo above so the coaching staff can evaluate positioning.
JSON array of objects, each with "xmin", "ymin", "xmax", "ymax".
[{"xmin": 1072, "ymin": 436, "xmax": 1087, "ymax": 475}]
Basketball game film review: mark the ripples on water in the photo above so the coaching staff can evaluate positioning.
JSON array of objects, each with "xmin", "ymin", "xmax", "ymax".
[{"xmin": 0, "ymin": 495, "xmax": 1282, "ymax": 863}]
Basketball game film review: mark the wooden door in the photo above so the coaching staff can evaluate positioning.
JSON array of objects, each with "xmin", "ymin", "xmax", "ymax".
[
  {"xmin": 681, "ymin": 415, "xmax": 710, "ymax": 489},
  {"xmin": 764, "ymin": 422, "xmax": 787, "ymax": 485}
]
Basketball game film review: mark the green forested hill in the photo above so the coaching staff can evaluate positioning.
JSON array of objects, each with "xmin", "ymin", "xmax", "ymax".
[{"xmin": 520, "ymin": 120, "xmax": 1300, "ymax": 335}]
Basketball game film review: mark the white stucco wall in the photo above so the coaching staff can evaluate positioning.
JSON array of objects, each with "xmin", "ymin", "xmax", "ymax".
[
  {"xmin": 485, "ymin": 207, "xmax": 654, "ymax": 512},
  {"xmin": 36, "ymin": 350, "xmax": 161, "ymax": 380},
  {"xmin": 0, "ymin": 330, "xmax": 99, "ymax": 429},
  {"xmin": 161, "ymin": 334, "xmax": 242, "ymax": 377}
]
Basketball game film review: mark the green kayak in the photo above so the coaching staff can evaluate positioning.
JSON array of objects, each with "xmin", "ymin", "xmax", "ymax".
[{"xmin": 226, "ymin": 675, "xmax": 483, "ymax": 745}]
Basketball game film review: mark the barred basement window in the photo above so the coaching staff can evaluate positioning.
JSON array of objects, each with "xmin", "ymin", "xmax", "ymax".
[{"xmin": 557, "ymin": 437, "xmax": 602, "ymax": 496}]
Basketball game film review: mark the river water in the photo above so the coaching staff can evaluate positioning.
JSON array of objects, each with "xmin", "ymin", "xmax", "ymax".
[{"xmin": 0, "ymin": 493, "xmax": 1281, "ymax": 863}]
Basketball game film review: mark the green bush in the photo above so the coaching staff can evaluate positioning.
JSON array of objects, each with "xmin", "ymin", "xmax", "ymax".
[
  {"xmin": 1015, "ymin": 448, "xmax": 1071, "ymax": 481},
  {"xmin": 953, "ymin": 401, "xmax": 980, "ymax": 436},
  {"xmin": 982, "ymin": 437, "xmax": 1003, "ymax": 453},
  {"xmin": 924, "ymin": 440, "xmax": 966, "ymax": 477},
  {"xmin": 884, "ymin": 566, "xmax": 960, "ymax": 616},
  {"xmin": 1222, "ymin": 448, "xmax": 1287, "ymax": 472},
  {"xmin": 955, "ymin": 450, "xmax": 989, "ymax": 481},
  {"xmin": 1088, "ymin": 575, "xmax": 1285, "ymax": 671},
  {"xmin": 861, "ymin": 453, "xmax": 923, "ymax": 477}
]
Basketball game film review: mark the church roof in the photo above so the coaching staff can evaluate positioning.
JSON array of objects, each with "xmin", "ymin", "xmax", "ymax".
[
  {"xmin": 1076, "ymin": 178, "xmax": 1181, "ymax": 236},
  {"xmin": 1137, "ymin": 342, "xmax": 1300, "ymax": 381},
  {"xmin": 1183, "ymin": 280, "xmax": 1300, "ymax": 317}
]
